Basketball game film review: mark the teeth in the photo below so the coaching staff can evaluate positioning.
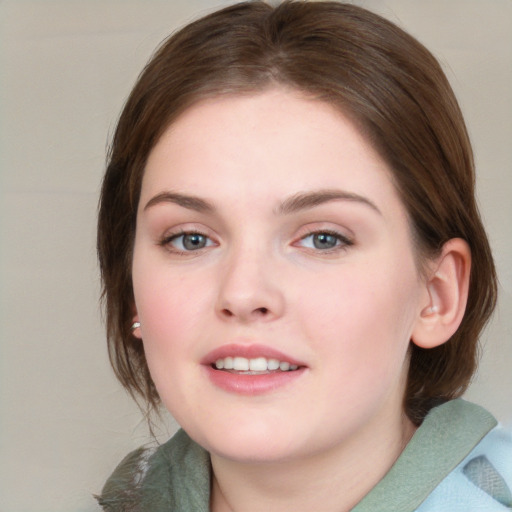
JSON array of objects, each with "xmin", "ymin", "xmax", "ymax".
[
  {"xmin": 249, "ymin": 357, "xmax": 267, "ymax": 371},
  {"xmin": 267, "ymin": 359, "xmax": 280, "ymax": 370},
  {"xmin": 214, "ymin": 356, "xmax": 299, "ymax": 372},
  {"xmin": 233, "ymin": 357, "xmax": 249, "ymax": 371}
]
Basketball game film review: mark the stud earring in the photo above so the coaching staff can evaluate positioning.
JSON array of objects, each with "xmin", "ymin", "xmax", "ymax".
[
  {"xmin": 131, "ymin": 321, "xmax": 141, "ymax": 332},
  {"xmin": 427, "ymin": 305, "xmax": 439, "ymax": 315}
]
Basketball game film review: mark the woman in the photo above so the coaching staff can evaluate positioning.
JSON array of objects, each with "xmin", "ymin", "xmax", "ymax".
[{"xmin": 97, "ymin": 1, "xmax": 511, "ymax": 510}]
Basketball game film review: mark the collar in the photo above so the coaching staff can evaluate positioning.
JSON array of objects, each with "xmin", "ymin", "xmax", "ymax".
[{"xmin": 352, "ymin": 399, "xmax": 497, "ymax": 511}]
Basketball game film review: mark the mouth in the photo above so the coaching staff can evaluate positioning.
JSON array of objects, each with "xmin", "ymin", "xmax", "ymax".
[
  {"xmin": 212, "ymin": 356, "xmax": 300, "ymax": 374},
  {"xmin": 202, "ymin": 344, "xmax": 306, "ymax": 394}
]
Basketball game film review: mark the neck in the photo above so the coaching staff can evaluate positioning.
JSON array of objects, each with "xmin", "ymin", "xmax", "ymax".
[{"xmin": 210, "ymin": 410, "xmax": 416, "ymax": 512}]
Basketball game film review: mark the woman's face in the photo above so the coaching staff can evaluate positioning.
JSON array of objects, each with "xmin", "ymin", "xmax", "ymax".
[{"xmin": 132, "ymin": 89, "xmax": 429, "ymax": 463}]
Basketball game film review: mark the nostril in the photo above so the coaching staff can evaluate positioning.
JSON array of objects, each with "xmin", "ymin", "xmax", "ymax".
[{"xmin": 219, "ymin": 306, "xmax": 271, "ymax": 319}]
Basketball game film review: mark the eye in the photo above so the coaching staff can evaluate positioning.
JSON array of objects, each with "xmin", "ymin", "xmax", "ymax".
[
  {"xmin": 163, "ymin": 231, "xmax": 215, "ymax": 252},
  {"xmin": 297, "ymin": 231, "xmax": 352, "ymax": 251}
]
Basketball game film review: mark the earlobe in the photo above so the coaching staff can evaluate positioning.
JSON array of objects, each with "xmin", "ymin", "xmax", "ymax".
[
  {"xmin": 411, "ymin": 238, "xmax": 471, "ymax": 349},
  {"xmin": 131, "ymin": 311, "xmax": 142, "ymax": 339}
]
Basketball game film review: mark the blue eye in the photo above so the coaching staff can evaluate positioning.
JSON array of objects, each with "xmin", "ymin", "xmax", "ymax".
[
  {"xmin": 165, "ymin": 232, "xmax": 214, "ymax": 251},
  {"xmin": 299, "ymin": 231, "xmax": 351, "ymax": 251}
]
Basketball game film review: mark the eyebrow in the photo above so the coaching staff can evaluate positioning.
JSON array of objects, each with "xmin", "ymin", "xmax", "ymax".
[
  {"xmin": 277, "ymin": 189, "xmax": 382, "ymax": 216},
  {"xmin": 143, "ymin": 192, "xmax": 215, "ymax": 213},
  {"xmin": 143, "ymin": 188, "xmax": 381, "ymax": 216}
]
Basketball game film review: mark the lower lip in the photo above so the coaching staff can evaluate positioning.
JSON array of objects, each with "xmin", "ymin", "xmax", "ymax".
[{"xmin": 203, "ymin": 365, "xmax": 306, "ymax": 395}]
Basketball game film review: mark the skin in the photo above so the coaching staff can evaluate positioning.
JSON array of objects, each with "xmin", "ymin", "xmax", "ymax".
[{"xmin": 132, "ymin": 88, "xmax": 434, "ymax": 511}]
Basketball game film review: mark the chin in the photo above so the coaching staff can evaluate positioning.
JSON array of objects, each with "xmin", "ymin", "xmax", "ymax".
[
  {"xmin": 211, "ymin": 441, "xmax": 300, "ymax": 465},
  {"xmin": 187, "ymin": 416, "xmax": 305, "ymax": 464}
]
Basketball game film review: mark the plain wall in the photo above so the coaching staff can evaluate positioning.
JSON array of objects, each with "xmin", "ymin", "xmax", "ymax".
[{"xmin": 0, "ymin": 1, "xmax": 510, "ymax": 510}]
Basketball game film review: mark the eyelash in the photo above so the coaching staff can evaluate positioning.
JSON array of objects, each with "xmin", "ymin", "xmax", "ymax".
[
  {"xmin": 159, "ymin": 229, "xmax": 353, "ymax": 255},
  {"xmin": 159, "ymin": 230, "xmax": 215, "ymax": 254},
  {"xmin": 295, "ymin": 229, "xmax": 353, "ymax": 253}
]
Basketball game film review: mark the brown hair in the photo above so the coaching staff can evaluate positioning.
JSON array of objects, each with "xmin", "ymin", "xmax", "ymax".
[{"xmin": 97, "ymin": 1, "xmax": 497, "ymax": 423}]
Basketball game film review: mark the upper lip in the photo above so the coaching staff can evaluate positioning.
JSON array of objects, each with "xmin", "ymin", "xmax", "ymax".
[{"xmin": 201, "ymin": 343, "xmax": 306, "ymax": 367}]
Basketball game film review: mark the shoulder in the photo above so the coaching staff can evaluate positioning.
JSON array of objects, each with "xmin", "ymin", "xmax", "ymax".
[
  {"xmin": 96, "ymin": 429, "xmax": 211, "ymax": 512},
  {"xmin": 96, "ymin": 444, "xmax": 157, "ymax": 511},
  {"xmin": 417, "ymin": 423, "xmax": 512, "ymax": 511},
  {"xmin": 352, "ymin": 399, "xmax": 508, "ymax": 512}
]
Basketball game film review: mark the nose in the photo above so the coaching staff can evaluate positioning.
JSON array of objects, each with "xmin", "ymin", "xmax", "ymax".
[{"xmin": 215, "ymin": 245, "xmax": 285, "ymax": 323}]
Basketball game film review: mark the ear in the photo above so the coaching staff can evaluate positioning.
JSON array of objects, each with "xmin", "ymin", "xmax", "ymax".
[
  {"xmin": 131, "ymin": 308, "xmax": 142, "ymax": 339},
  {"xmin": 411, "ymin": 238, "xmax": 471, "ymax": 349}
]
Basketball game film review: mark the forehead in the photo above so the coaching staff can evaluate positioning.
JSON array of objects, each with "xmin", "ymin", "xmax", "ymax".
[{"xmin": 142, "ymin": 89, "xmax": 397, "ymax": 202}]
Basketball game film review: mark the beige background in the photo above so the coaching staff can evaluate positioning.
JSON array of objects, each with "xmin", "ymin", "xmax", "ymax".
[{"xmin": 0, "ymin": 1, "xmax": 510, "ymax": 510}]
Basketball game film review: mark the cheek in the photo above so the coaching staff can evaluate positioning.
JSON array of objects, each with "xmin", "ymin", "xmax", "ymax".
[
  {"xmin": 132, "ymin": 250, "xmax": 208, "ymax": 353},
  {"xmin": 132, "ymin": 268, "xmax": 212, "ymax": 411},
  {"xmin": 298, "ymin": 260, "xmax": 419, "ymax": 370},
  {"xmin": 136, "ymin": 280, "xmax": 209, "ymax": 346}
]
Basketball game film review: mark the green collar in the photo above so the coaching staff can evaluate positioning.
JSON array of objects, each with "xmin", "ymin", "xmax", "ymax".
[
  {"xmin": 99, "ymin": 399, "xmax": 496, "ymax": 511},
  {"xmin": 352, "ymin": 399, "xmax": 497, "ymax": 511}
]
